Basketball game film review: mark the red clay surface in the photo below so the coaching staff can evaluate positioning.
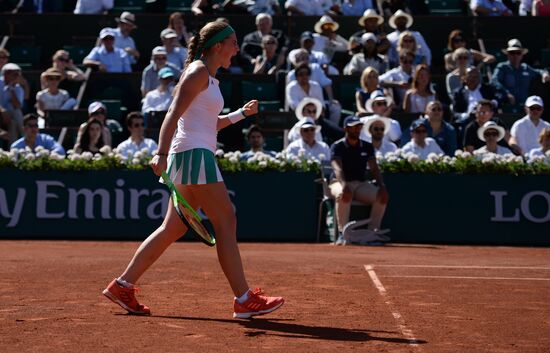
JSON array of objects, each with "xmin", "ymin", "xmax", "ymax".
[{"xmin": 1, "ymin": 241, "xmax": 549, "ymax": 353}]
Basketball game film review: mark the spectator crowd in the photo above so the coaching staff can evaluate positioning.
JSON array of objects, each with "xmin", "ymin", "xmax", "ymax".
[{"xmin": 1, "ymin": 1, "xmax": 549, "ymax": 164}]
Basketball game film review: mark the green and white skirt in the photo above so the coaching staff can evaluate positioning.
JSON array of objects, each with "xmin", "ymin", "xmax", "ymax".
[{"xmin": 166, "ymin": 148, "xmax": 223, "ymax": 185}]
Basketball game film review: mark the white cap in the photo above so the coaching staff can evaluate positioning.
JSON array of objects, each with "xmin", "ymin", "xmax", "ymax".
[
  {"xmin": 151, "ymin": 46, "xmax": 167, "ymax": 56},
  {"xmin": 88, "ymin": 101, "xmax": 107, "ymax": 114},
  {"xmin": 160, "ymin": 28, "xmax": 178, "ymax": 39},
  {"xmin": 1, "ymin": 63, "xmax": 22, "ymax": 73},
  {"xmin": 99, "ymin": 28, "xmax": 115, "ymax": 39},
  {"xmin": 525, "ymin": 95, "xmax": 544, "ymax": 108},
  {"xmin": 361, "ymin": 32, "xmax": 378, "ymax": 45}
]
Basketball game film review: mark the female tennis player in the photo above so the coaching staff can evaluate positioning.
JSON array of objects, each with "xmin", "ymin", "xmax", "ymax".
[{"xmin": 102, "ymin": 21, "xmax": 284, "ymax": 319}]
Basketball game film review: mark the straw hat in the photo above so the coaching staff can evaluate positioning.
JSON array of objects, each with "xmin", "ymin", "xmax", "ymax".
[
  {"xmin": 477, "ymin": 121, "xmax": 505, "ymax": 142},
  {"xmin": 116, "ymin": 11, "xmax": 137, "ymax": 28},
  {"xmin": 501, "ymin": 38, "xmax": 528, "ymax": 55},
  {"xmin": 362, "ymin": 114, "xmax": 392, "ymax": 137},
  {"xmin": 365, "ymin": 91, "xmax": 393, "ymax": 113},
  {"xmin": 314, "ymin": 15, "xmax": 339, "ymax": 34},
  {"xmin": 358, "ymin": 9, "xmax": 384, "ymax": 27},
  {"xmin": 295, "ymin": 97, "xmax": 323, "ymax": 121},
  {"xmin": 388, "ymin": 10, "xmax": 413, "ymax": 29}
]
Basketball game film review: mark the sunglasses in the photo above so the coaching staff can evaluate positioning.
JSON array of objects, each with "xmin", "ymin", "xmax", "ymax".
[
  {"xmin": 430, "ymin": 107, "xmax": 443, "ymax": 112},
  {"xmin": 457, "ymin": 56, "xmax": 469, "ymax": 60},
  {"xmin": 154, "ymin": 56, "xmax": 167, "ymax": 61},
  {"xmin": 477, "ymin": 110, "xmax": 491, "ymax": 115},
  {"xmin": 508, "ymin": 51, "xmax": 523, "ymax": 56},
  {"xmin": 452, "ymin": 37, "xmax": 464, "ymax": 42},
  {"xmin": 401, "ymin": 59, "xmax": 413, "ymax": 64},
  {"xmin": 304, "ymin": 109, "xmax": 317, "ymax": 114},
  {"xmin": 484, "ymin": 131, "xmax": 499, "ymax": 137},
  {"xmin": 47, "ymin": 76, "xmax": 61, "ymax": 81},
  {"xmin": 402, "ymin": 39, "xmax": 415, "ymax": 43},
  {"xmin": 528, "ymin": 106, "xmax": 543, "ymax": 111},
  {"xmin": 264, "ymin": 41, "xmax": 277, "ymax": 45},
  {"xmin": 25, "ymin": 123, "xmax": 39, "ymax": 128},
  {"xmin": 91, "ymin": 110, "xmax": 106, "ymax": 116},
  {"xmin": 132, "ymin": 123, "xmax": 145, "ymax": 128},
  {"xmin": 302, "ymin": 127, "xmax": 316, "ymax": 132},
  {"xmin": 57, "ymin": 57, "xmax": 69, "ymax": 62},
  {"xmin": 0, "ymin": 56, "xmax": 9, "ymax": 59},
  {"xmin": 296, "ymin": 71, "xmax": 309, "ymax": 77},
  {"xmin": 414, "ymin": 129, "xmax": 427, "ymax": 133},
  {"xmin": 371, "ymin": 127, "xmax": 385, "ymax": 132},
  {"xmin": 374, "ymin": 101, "xmax": 387, "ymax": 106}
]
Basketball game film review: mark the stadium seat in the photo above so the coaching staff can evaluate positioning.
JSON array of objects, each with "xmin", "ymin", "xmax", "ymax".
[
  {"xmin": 427, "ymin": 0, "xmax": 463, "ymax": 15},
  {"xmin": 241, "ymin": 81, "xmax": 281, "ymax": 111},
  {"xmin": 7, "ymin": 46, "xmax": 41, "ymax": 68},
  {"xmin": 541, "ymin": 48, "xmax": 550, "ymax": 69},
  {"xmin": 112, "ymin": 0, "xmax": 145, "ymax": 13},
  {"xmin": 166, "ymin": 0, "xmax": 193, "ymax": 12},
  {"xmin": 219, "ymin": 79, "xmax": 233, "ymax": 107},
  {"xmin": 337, "ymin": 80, "xmax": 360, "ymax": 111},
  {"xmin": 63, "ymin": 45, "xmax": 94, "ymax": 65},
  {"xmin": 100, "ymin": 99, "xmax": 126, "ymax": 122},
  {"xmin": 45, "ymin": 110, "xmax": 89, "ymax": 128}
]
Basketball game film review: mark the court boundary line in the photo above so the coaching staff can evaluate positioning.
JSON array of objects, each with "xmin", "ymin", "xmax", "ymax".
[
  {"xmin": 383, "ymin": 275, "xmax": 550, "ymax": 281},
  {"xmin": 372, "ymin": 265, "xmax": 550, "ymax": 270},
  {"xmin": 364, "ymin": 265, "xmax": 421, "ymax": 350}
]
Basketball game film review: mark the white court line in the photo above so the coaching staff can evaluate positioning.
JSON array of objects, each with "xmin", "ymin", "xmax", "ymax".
[
  {"xmin": 364, "ymin": 265, "xmax": 421, "ymax": 349},
  {"xmin": 373, "ymin": 265, "xmax": 550, "ymax": 270},
  {"xmin": 384, "ymin": 275, "xmax": 550, "ymax": 281}
]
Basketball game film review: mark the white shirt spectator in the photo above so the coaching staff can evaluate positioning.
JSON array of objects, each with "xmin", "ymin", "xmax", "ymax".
[
  {"xmin": 359, "ymin": 117, "xmax": 402, "ymax": 143},
  {"xmin": 285, "ymin": 0, "xmax": 333, "ymax": 15},
  {"xmin": 387, "ymin": 30, "xmax": 432, "ymax": 66},
  {"xmin": 74, "ymin": 0, "xmax": 113, "ymax": 14},
  {"xmin": 312, "ymin": 33, "xmax": 349, "ymax": 62},
  {"xmin": 142, "ymin": 88, "xmax": 174, "ymax": 113},
  {"xmin": 36, "ymin": 89, "xmax": 71, "ymax": 110},
  {"xmin": 474, "ymin": 145, "xmax": 512, "ymax": 156},
  {"xmin": 287, "ymin": 122, "xmax": 323, "ymax": 143},
  {"xmin": 401, "ymin": 137, "xmax": 444, "ymax": 160},
  {"xmin": 309, "ymin": 50, "xmax": 330, "ymax": 65},
  {"xmin": 519, "ymin": 0, "xmax": 533, "ymax": 15},
  {"xmin": 341, "ymin": 0, "xmax": 374, "ymax": 16},
  {"xmin": 510, "ymin": 116, "xmax": 550, "ymax": 154},
  {"xmin": 379, "ymin": 66, "xmax": 413, "ymax": 106},
  {"xmin": 374, "ymin": 139, "xmax": 398, "ymax": 156},
  {"xmin": 287, "ymin": 63, "xmax": 332, "ymax": 88},
  {"xmin": 116, "ymin": 137, "xmax": 158, "ymax": 158},
  {"xmin": 285, "ymin": 138, "xmax": 331, "ymax": 162},
  {"xmin": 285, "ymin": 80, "xmax": 324, "ymax": 111},
  {"xmin": 527, "ymin": 147, "xmax": 547, "ymax": 161}
]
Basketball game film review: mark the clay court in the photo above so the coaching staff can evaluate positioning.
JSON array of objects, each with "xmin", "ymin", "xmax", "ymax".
[{"xmin": 1, "ymin": 241, "xmax": 549, "ymax": 353}]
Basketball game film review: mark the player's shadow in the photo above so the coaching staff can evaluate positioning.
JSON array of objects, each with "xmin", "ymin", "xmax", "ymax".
[{"xmin": 150, "ymin": 315, "xmax": 426, "ymax": 344}]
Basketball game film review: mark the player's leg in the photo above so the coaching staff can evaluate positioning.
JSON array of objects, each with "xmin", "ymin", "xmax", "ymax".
[
  {"xmin": 119, "ymin": 188, "xmax": 194, "ymax": 284},
  {"xmin": 190, "ymin": 181, "xmax": 284, "ymax": 318},
  {"xmin": 103, "ymin": 189, "xmax": 193, "ymax": 315}
]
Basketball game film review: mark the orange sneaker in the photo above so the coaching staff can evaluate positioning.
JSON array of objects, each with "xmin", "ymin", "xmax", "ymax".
[
  {"xmin": 233, "ymin": 288, "xmax": 284, "ymax": 319},
  {"xmin": 102, "ymin": 278, "xmax": 151, "ymax": 315}
]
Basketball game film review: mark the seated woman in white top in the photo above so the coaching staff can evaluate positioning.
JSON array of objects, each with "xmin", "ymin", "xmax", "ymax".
[
  {"xmin": 287, "ymin": 97, "xmax": 324, "ymax": 143},
  {"xmin": 474, "ymin": 121, "xmax": 512, "ymax": 156},
  {"xmin": 403, "ymin": 64, "xmax": 435, "ymax": 114},
  {"xmin": 527, "ymin": 128, "xmax": 550, "ymax": 161},
  {"xmin": 401, "ymin": 119, "xmax": 444, "ymax": 160}
]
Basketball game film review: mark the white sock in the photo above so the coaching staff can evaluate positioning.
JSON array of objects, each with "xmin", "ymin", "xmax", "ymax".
[
  {"xmin": 116, "ymin": 277, "xmax": 134, "ymax": 288},
  {"xmin": 236, "ymin": 290, "xmax": 250, "ymax": 304}
]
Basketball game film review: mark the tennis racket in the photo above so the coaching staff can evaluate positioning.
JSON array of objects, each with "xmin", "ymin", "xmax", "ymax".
[{"xmin": 161, "ymin": 171, "xmax": 216, "ymax": 247}]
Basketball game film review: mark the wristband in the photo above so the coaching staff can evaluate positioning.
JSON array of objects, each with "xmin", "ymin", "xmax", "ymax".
[{"xmin": 228, "ymin": 108, "xmax": 246, "ymax": 124}]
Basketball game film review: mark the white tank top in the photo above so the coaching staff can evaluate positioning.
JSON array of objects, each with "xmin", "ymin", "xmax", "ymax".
[{"xmin": 170, "ymin": 75, "xmax": 224, "ymax": 153}]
